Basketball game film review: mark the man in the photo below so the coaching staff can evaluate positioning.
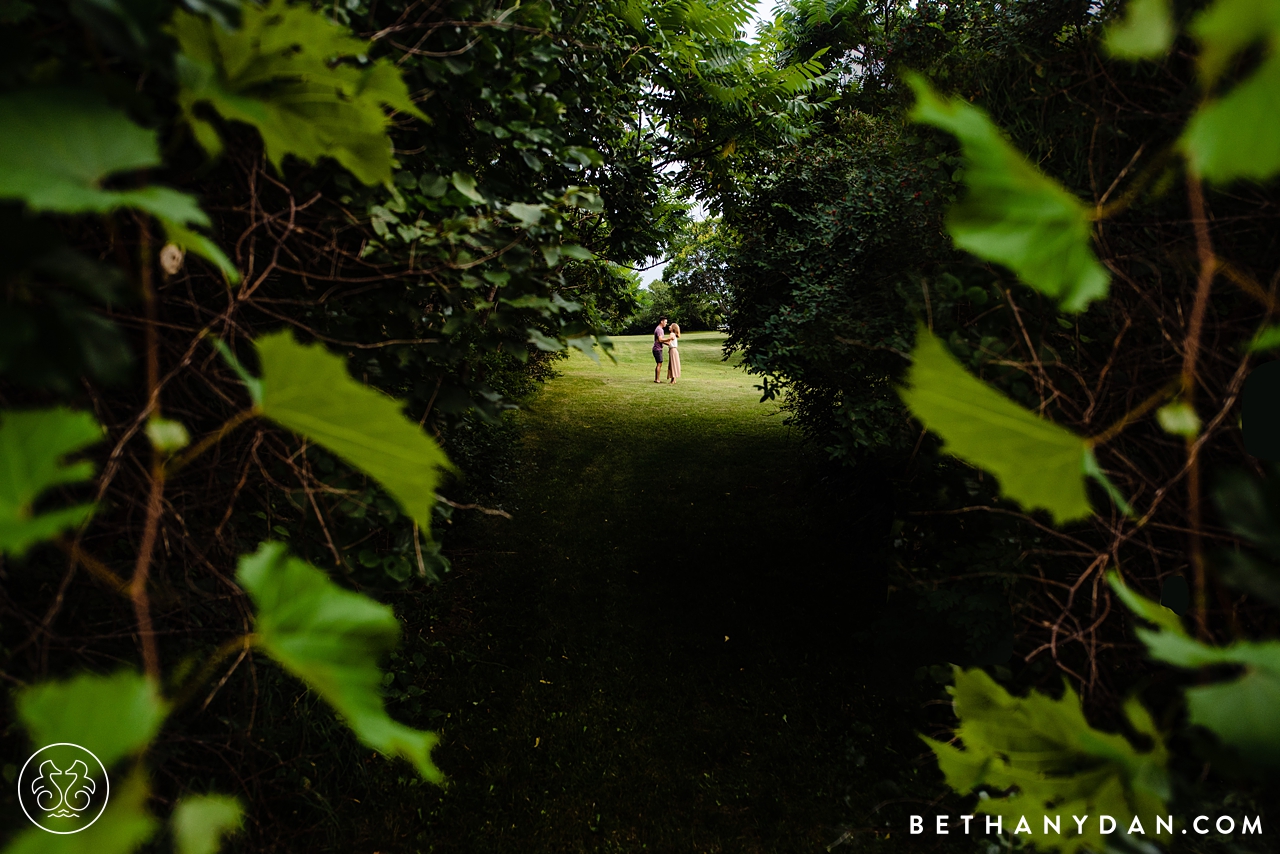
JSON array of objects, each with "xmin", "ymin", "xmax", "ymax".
[{"xmin": 653, "ymin": 316, "xmax": 669, "ymax": 383}]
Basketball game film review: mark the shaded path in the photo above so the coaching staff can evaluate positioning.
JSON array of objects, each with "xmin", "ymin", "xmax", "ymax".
[{"xmin": 343, "ymin": 334, "xmax": 956, "ymax": 853}]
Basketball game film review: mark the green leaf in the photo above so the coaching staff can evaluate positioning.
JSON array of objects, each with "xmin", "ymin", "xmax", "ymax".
[
  {"xmin": 1181, "ymin": 53, "xmax": 1280, "ymax": 184},
  {"xmin": 506, "ymin": 202, "xmax": 546, "ymax": 226},
  {"xmin": 1141, "ymin": 631, "xmax": 1280, "ymax": 765},
  {"xmin": 566, "ymin": 335, "xmax": 602, "ymax": 362},
  {"xmin": 2, "ymin": 768, "xmax": 156, "ymax": 854},
  {"xmin": 560, "ymin": 244, "xmax": 595, "ymax": 261},
  {"xmin": 146, "ymin": 417, "xmax": 191, "ymax": 455},
  {"xmin": 0, "ymin": 408, "xmax": 103, "ymax": 557},
  {"xmin": 1182, "ymin": 664, "xmax": 1280, "ymax": 766},
  {"xmin": 1081, "ymin": 448, "xmax": 1135, "ymax": 516},
  {"xmin": 450, "ymin": 171, "xmax": 485, "ymax": 203},
  {"xmin": 256, "ymin": 331, "xmax": 451, "ymax": 535},
  {"xmin": 906, "ymin": 74, "xmax": 1109, "ymax": 313},
  {"xmin": 1189, "ymin": 0, "xmax": 1280, "ymax": 83},
  {"xmin": 923, "ymin": 667, "xmax": 1169, "ymax": 854},
  {"xmin": 171, "ymin": 0, "xmax": 427, "ymax": 186},
  {"xmin": 1110, "ymin": 571, "xmax": 1280, "ymax": 764},
  {"xmin": 0, "ymin": 89, "xmax": 210, "ymax": 227},
  {"xmin": 16, "ymin": 670, "xmax": 167, "ymax": 769},
  {"xmin": 526, "ymin": 329, "xmax": 563, "ymax": 352},
  {"xmin": 236, "ymin": 542, "xmax": 443, "ymax": 782},
  {"xmin": 1247, "ymin": 323, "xmax": 1280, "ymax": 352},
  {"xmin": 172, "ymin": 794, "xmax": 243, "ymax": 854},
  {"xmin": 207, "ymin": 337, "xmax": 262, "ymax": 405},
  {"xmin": 898, "ymin": 327, "xmax": 1092, "ymax": 524},
  {"xmin": 1104, "ymin": 0, "xmax": 1175, "ymax": 60},
  {"xmin": 1106, "ymin": 571, "xmax": 1188, "ymax": 637},
  {"xmin": 1156, "ymin": 401, "xmax": 1201, "ymax": 436}
]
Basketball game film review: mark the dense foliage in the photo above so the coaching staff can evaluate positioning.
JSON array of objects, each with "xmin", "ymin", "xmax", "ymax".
[
  {"xmin": 714, "ymin": 0, "xmax": 1280, "ymax": 844},
  {"xmin": 0, "ymin": 0, "xmax": 836, "ymax": 850}
]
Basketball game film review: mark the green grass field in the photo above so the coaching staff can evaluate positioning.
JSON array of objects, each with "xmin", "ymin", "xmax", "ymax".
[
  {"xmin": 318, "ymin": 334, "xmax": 967, "ymax": 853},
  {"xmin": 553, "ymin": 330, "xmax": 789, "ymax": 427}
]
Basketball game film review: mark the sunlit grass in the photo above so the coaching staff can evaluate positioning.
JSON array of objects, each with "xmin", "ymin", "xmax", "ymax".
[{"xmin": 539, "ymin": 331, "xmax": 785, "ymax": 438}]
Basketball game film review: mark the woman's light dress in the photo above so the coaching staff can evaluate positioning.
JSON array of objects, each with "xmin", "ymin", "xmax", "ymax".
[{"xmin": 667, "ymin": 334, "xmax": 682, "ymax": 380}]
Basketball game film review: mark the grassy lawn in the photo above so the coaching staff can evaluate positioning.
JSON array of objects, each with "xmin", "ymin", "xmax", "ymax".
[{"xmin": 306, "ymin": 333, "xmax": 969, "ymax": 853}]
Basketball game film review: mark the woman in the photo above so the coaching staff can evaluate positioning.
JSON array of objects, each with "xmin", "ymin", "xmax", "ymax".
[{"xmin": 666, "ymin": 322, "xmax": 682, "ymax": 383}]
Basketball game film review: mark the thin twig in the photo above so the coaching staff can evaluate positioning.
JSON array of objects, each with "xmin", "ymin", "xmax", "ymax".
[{"xmin": 1183, "ymin": 171, "xmax": 1217, "ymax": 638}]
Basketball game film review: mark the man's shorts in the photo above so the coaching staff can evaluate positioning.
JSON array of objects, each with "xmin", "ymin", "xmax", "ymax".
[{"xmin": 652, "ymin": 348, "xmax": 663, "ymax": 364}]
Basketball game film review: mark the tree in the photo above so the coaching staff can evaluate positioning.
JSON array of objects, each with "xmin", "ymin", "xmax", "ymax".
[{"xmin": 661, "ymin": 218, "xmax": 737, "ymax": 330}]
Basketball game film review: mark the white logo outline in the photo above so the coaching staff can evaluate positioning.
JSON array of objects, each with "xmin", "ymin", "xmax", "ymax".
[{"xmin": 17, "ymin": 743, "xmax": 110, "ymax": 834}]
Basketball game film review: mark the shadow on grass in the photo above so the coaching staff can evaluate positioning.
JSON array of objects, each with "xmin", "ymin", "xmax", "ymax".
[{"xmin": 264, "ymin": 334, "xmax": 976, "ymax": 854}]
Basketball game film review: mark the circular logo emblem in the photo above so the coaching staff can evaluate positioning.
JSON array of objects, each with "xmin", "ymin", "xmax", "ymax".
[{"xmin": 17, "ymin": 743, "xmax": 110, "ymax": 834}]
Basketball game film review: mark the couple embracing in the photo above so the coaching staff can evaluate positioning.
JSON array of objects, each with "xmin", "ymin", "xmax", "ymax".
[{"xmin": 652, "ymin": 316, "xmax": 682, "ymax": 384}]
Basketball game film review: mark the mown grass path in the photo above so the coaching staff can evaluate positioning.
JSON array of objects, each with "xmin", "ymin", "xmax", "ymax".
[{"xmin": 344, "ymin": 333, "xmax": 955, "ymax": 853}]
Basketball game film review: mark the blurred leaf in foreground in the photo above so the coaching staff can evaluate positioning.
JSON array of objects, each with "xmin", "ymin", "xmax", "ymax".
[
  {"xmin": 16, "ymin": 670, "xmax": 167, "ymax": 769},
  {"xmin": 907, "ymin": 73, "xmax": 1109, "ymax": 313},
  {"xmin": 2, "ymin": 768, "xmax": 156, "ymax": 854},
  {"xmin": 256, "ymin": 331, "xmax": 451, "ymax": 534},
  {"xmin": 0, "ymin": 408, "xmax": 103, "ymax": 557},
  {"xmin": 171, "ymin": 0, "xmax": 427, "ymax": 186},
  {"xmin": 1109, "ymin": 572, "xmax": 1280, "ymax": 766},
  {"xmin": 172, "ymin": 793, "xmax": 244, "ymax": 854},
  {"xmin": 237, "ymin": 542, "xmax": 444, "ymax": 782},
  {"xmin": 923, "ymin": 667, "xmax": 1169, "ymax": 854},
  {"xmin": 0, "ymin": 90, "xmax": 232, "ymax": 275},
  {"xmin": 1105, "ymin": 0, "xmax": 1175, "ymax": 59},
  {"xmin": 1181, "ymin": 0, "xmax": 1280, "ymax": 183},
  {"xmin": 899, "ymin": 327, "xmax": 1092, "ymax": 524}
]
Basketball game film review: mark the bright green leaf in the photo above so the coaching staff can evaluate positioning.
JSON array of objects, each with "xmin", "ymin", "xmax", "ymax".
[
  {"xmin": 146, "ymin": 417, "xmax": 191, "ymax": 455},
  {"xmin": 1181, "ymin": 53, "xmax": 1280, "ymax": 184},
  {"xmin": 172, "ymin": 794, "xmax": 243, "ymax": 854},
  {"xmin": 171, "ymin": 0, "xmax": 427, "ymax": 186},
  {"xmin": 907, "ymin": 74, "xmax": 1109, "ymax": 312},
  {"xmin": 2, "ymin": 768, "xmax": 156, "ymax": 854},
  {"xmin": 923, "ymin": 667, "xmax": 1169, "ymax": 854},
  {"xmin": 1105, "ymin": 0, "xmax": 1175, "ymax": 60},
  {"xmin": 236, "ymin": 542, "xmax": 443, "ymax": 782},
  {"xmin": 16, "ymin": 670, "xmax": 167, "ymax": 769},
  {"xmin": 1156, "ymin": 401, "xmax": 1201, "ymax": 436},
  {"xmin": 899, "ymin": 327, "xmax": 1092, "ymax": 524},
  {"xmin": 256, "ymin": 331, "xmax": 451, "ymax": 533},
  {"xmin": 0, "ymin": 89, "xmax": 211, "ymax": 228},
  {"xmin": 0, "ymin": 408, "xmax": 103, "ymax": 557}
]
